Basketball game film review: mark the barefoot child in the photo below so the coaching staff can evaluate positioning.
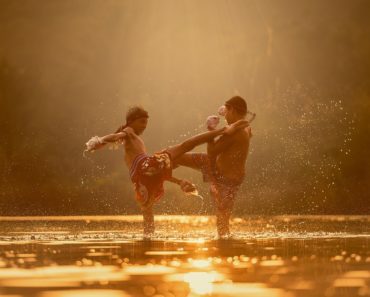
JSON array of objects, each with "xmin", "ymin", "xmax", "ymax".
[
  {"xmin": 85, "ymin": 106, "xmax": 248, "ymax": 236},
  {"xmin": 174, "ymin": 96, "xmax": 254, "ymax": 238}
]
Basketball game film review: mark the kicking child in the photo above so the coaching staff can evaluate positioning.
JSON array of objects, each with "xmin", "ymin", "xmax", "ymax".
[{"xmin": 85, "ymin": 106, "xmax": 248, "ymax": 237}]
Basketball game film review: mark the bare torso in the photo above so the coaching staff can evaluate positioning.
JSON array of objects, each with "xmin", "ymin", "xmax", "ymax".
[
  {"xmin": 215, "ymin": 130, "xmax": 250, "ymax": 183},
  {"xmin": 122, "ymin": 128, "xmax": 147, "ymax": 167}
]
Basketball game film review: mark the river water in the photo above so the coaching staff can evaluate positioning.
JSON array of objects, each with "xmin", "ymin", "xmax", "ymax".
[{"xmin": 0, "ymin": 215, "xmax": 369, "ymax": 297}]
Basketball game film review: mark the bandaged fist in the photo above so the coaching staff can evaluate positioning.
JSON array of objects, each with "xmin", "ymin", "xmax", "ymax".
[
  {"xmin": 85, "ymin": 136, "xmax": 103, "ymax": 152},
  {"xmin": 218, "ymin": 105, "xmax": 227, "ymax": 116},
  {"xmin": 206, "ymin": 115, "xmax": 220, "ymax": 131}
]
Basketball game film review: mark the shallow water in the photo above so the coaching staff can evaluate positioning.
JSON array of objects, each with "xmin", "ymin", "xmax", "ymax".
[{"xmin": 0, "ymin": 215, "xmax": 369, "ymax": 297}]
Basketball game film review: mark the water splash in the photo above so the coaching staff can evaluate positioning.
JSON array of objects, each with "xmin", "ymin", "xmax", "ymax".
[
  {"xmin": 185, "ymin": 189, "xmax": 205, "ymax": 214},
  {"xmin": 246, "ymin": 84, "xmax": 355, "ymax": 213}
]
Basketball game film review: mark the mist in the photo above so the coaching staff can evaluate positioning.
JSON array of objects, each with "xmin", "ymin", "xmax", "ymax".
[{"xmin": 0, "ymin": 0, "xmax": 369, "ymax": 215}]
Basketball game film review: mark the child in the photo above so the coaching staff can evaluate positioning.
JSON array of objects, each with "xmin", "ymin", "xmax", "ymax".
[
  {"xmin": 85, "ymin": 106, "xmax": 249, "ymax": 236},
  {"xmin": 174, "ymin": 96, "xmax": 254, "ymax": 238}
]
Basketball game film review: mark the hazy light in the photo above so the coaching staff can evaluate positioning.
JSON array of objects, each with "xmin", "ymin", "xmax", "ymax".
[
  {"xmin": 260, "ymin": 260, "xmax": 285, "ymax": 267},
  {"xmin": 189, "ymin": 259, "xmax": 211, "ymax": 268},
  {"xmin": 145, "ymin": 251, "xmax": 188, "ymax": 256},
  {"xmin": 333, "ymin": 278, "xmax": 367, "ymax": 288},
  {"xmin": 38, "ymin": 290, "xmax": 130, "ymax": 297},
  {"xmin": 124, "ymin": 265, "xmax": 176, "ymax": 276},
  {"xmin": 211, "ymin": 283, "xmax": 293, "ymax": 297},
  {"xmin": 342, "ymin": 271, "xmax": 370, "ymax": 279},
  {"xmin": 183, "ymin": 271, "xmax": 222, "ymax": 295},
  {"xmin": 0, "ymin": 266, "xmax": 129, "ymax": 287}
]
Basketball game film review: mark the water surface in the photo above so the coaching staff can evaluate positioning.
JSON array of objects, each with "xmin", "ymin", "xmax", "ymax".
[{"xmin": 0, "ymin": 215, "xmax": 369, "ymax": 297}]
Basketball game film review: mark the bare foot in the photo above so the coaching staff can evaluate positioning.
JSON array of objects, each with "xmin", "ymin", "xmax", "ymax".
[{"xmin": 180, "ymin": 180, "xmax": 197, "ymax": 193}]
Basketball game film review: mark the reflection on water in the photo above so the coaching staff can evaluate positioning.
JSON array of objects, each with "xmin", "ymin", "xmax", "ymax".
[
  {"xmin": 0, "ymin": 215, "xmax": 369, "ymax": 297},
  {"xmin": 183, "ymin": 271, "xmax": 221, "ymax": 295}
]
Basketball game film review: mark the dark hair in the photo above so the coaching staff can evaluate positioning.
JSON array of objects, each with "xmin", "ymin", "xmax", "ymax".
[
  {"xmin": 225, "ymin": 96, "xmax": 247, "ymax": 116},
  {"xmin": 115, "ymin": 106, "xmax": 149, "ymax": 133}
]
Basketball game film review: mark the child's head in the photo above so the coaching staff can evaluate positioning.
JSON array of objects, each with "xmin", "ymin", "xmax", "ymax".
[
  {"xmin": 116, "ymin": 106, "xmax": 149, "ymax": 135},
  {"xmin": 224, "ymin": 96, "xmax": 247, "ymax": 123},
  {"xmin": 126, "ymin": 106, "xmax": 149, "ymax": 135}
]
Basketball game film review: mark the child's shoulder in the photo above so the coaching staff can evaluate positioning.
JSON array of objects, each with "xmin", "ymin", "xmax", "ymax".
[
  {"xmin": 235, "ymin": 127, "xmax": 251, "ymax": 138},
  {"xmin": 233, "ymin": 128, "xmax": 252, "ymax": 143},
  {"xmin": 123, "ymin": 127, "xmax": 135, "ymax": 134}
]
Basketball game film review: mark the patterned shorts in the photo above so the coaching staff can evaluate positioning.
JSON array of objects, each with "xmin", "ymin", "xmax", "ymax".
[
  {"xmin": 191, "ymin": 153, "xmax": 242, "ymax": 210},
  {"xmin": 130, "ymin": 152, "xmax": 172, "ymax": 206}
]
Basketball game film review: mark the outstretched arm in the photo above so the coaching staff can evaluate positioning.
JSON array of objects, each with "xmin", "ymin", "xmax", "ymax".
[
  {"xmin": 100, "ymin": 131, "xmax": 127, "ymax": 144},
  {"xmin": 208, "ymin": 120, "xmax": 250, "ymax": 157},
  {"xmin": 85, "ymin": 131, "xmax": 127, "ymax": 152}
]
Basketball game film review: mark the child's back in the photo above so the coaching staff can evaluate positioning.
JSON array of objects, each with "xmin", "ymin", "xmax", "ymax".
[{"xmin": 216, "ymin": 128, "xmax": 250, "ymax": 184}]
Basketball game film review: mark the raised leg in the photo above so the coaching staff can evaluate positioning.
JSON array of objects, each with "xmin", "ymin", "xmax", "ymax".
[
  {"xmin": 167, "ymin": 128, "xmax": 225, "ymax": 160},
  {"xmin": 173, "ymin": 153, "xmax": 200, "ymax": 170},
  {"xmin": 167, "ymin": 120, "xmax": 249, "ymax": 161}
]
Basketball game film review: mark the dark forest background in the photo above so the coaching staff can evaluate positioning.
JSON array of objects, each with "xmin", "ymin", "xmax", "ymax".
[{"xmin": 0, "ymin": 0, "xmax": 369, "ymax": 216}]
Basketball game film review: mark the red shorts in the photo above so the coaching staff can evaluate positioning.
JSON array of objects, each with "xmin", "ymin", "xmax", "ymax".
[
  {"xmin": 191, "ymin": 153, "xmax": 242, "ymax": 210},
  {"xmin": 130, "ymin": 152, "xmax": 172, "ymax": 206}
]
